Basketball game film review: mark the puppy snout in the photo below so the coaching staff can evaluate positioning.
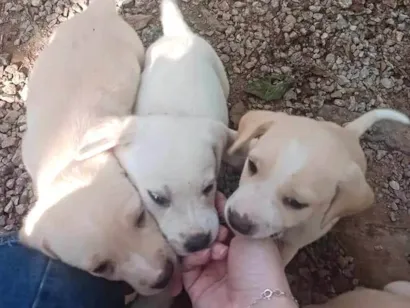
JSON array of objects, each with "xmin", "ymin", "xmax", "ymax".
[
  {"xmin": 227, "ymin": 208, "xmax": 256, "ymax": 235},
  {"xmin": 184, "ymin": 232, "xmax": 211, "ymax": 253},
  {"xmin": 151, "ymin": 259, "xmax": 174, "ymax": 290}
]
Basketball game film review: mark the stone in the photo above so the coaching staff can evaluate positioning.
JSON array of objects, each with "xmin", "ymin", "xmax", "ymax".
[
  {"xmin": 31, "ymin": 0, "xmax": 42, "ymax": 6},
  {"xmin": 1, "ymin": 137, "xmax": 17, "ymax": 148},
  {"xmin": 381, "ymin": 77, "xmax": 394, "ymax": 89},
  {"xmin": 338, "ymin": 0, "xmax": 352, "ymax": 9},
  {"xmin": 389, "ymin": 180, "xmax": 400, "ymax": 191}
]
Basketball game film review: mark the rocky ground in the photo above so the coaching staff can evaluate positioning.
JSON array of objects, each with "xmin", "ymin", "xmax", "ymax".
[{"xmin": 1, "ymin": 0, "xmax": 410, "ymax": 306}]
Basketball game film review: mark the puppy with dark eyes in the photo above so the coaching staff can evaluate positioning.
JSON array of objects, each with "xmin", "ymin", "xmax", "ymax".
[
  {"xmin": 20, "ymin": 0, "xmax": 180, "ymax": 296},
  {"xmin": 225, "ymin": 109, "xmax": 409, "ymax": 265}
]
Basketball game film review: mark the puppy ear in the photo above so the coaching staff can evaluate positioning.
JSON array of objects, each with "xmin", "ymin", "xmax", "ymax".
[
  {"xmin": 221, "ymin": 129, "xmax": 257, "ymax": 168},
  {"xmin": 228, "ymin": 111, "xmax": 283, "ymax": 156},
  {"xmin": 76, "ymin": 116, "xmax": 137, "ymax": 161},
  {"xmin": 321, "ymin": 163, "xmax": 374, "ymax": 228}
]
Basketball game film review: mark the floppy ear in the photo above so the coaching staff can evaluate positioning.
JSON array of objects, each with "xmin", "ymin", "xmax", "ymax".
[
  {"xmin": 76, "ymin": 116, "xmax": 137, "ymax": 161},
  {"xmin": 321, "ymin": 163, "xmax": 374, "ymax": 228},
  {"xmin": 227, "ymin": 110, "xmax": 284, "ymax": 156},
  {"xmin": 221, "ymin": 129, "xmax": 257, "ymax": 168}
]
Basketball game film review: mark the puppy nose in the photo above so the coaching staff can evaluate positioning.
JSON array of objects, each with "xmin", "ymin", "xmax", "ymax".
[
  {"xmin": 151, "ymin": 259, "xmax": 174, "ymax": 289},
  {"xmin": 184, "ymin": 232, "xmax": 211, "ymax": 253},
  {"xmin": 227, "ymin": 208, "xmax": 256, "ymax": 235}
]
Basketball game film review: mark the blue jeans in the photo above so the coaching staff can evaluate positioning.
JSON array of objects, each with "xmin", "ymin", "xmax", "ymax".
[{"xmin": 0, "ymin": 232, "xmax": 126, "ymax": 308}]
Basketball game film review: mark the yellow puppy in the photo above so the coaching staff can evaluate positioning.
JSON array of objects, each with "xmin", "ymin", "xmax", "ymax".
[{"xmin": 225, "ymin": 109, "xmax": 409, "ymax": 265}]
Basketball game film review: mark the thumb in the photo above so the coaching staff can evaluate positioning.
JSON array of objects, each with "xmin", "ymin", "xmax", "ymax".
[{"xmin": 227, "ymin": 236, "xmax": 291, "ymax": 294}]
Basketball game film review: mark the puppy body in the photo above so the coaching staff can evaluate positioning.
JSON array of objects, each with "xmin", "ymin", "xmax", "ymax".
[
  {"xmin": 22, "ymin": 0, "xmax": 144, "ymax": 196},
  {"xmin": 114, "ymin": 0, "xmax": 233, "ymax": 255},
  {"xmin": 306, "ymin": 280, "xmax": 410, "ymax": 308},
  {"xmin": 225, "ymin": 109, "xmax": 410, "ymax": 265},
  {"xmin": 20, "ymin": 0, "xmax": 178, "ymax": 296}
]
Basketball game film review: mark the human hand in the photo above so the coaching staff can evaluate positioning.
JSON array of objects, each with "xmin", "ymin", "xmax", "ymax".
[{"xmin": 181, "ymin": 192, "xmax": 297, "ymax": 308}]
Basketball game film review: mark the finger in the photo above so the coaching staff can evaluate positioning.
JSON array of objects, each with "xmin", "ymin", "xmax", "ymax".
[
  {"xmin": 182, "ymin": 248, "xmax": 211, "ymax": 272},
  {"xmin": 211, "ymin": 242, "xmax": 228, "ymax": 261},
  {"xmin": 215, "ymin": 191, "xmax": 227, "ymax": 216},
  {"xmin": 182, "ymin": 268, "xmax": 202, "ymax": 292},
  {"xmin": 217, "ymin": 225, "xmax": 229, "ymax": 242}
]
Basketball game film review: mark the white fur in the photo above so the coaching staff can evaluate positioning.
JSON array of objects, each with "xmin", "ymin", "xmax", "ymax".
[{"xmin": 116, "ymin": 0, "xmax": 230, "ymax": 255}]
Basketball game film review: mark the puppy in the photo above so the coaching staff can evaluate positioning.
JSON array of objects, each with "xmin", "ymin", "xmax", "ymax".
[
  {"xmin": 20, "ymin": 0, "xmax": 179, "ymax": 296},
  {"xmin": 20, "ymin": 152, "xmax": 179, "ymax": 296},
  {"xmin": 306, "ymin": 280, "xmax": 410, "ymax": 308},
  {"xmin": 225, "ymin": 109, "xmax": 410, "ymax": 265},
  {"xmin": 22, "ymin": 0, "xmax": 144, "ymax": 197},
  {"xmin": 79, "ymin": 0, "xmax": 246, "ymax": 256}
]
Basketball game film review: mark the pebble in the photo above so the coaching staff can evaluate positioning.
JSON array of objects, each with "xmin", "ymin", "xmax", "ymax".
[
  {"xmin": 381, "ymin": 77, "xmax": 394, "ymax": 89},
  {"xmin": 389, "ymin": 212, "xmax": 397, "ymax": 222},
  {"xmin": 338, "ymin": 0, "xmax": 352, "ymax": 8},
  {"xmin": 31, "ymin": 0, "xmax": 42, "ymax": 6},
  {"xmin": 389, "ymin": 180, "xmax": 400, "ymax": 191}
]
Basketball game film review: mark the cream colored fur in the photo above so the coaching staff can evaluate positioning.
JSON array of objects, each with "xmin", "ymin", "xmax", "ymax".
[
  {"xmin": 225, "ymin": 109, "xmax": 409, "ymax": 265},
  {"xmin": 306, "ymin": 280, "xmax": 410, "ymax": 308},
  {"xmin": 20, "ymin": 0, "xmax": 177, "ymax": 296},
  {"xmin": 78, "ymin": 0, "xmax": 249, "ymax": 256}
]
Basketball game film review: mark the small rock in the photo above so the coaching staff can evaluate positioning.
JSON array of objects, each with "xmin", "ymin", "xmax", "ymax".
[
  {"xmin": 4, "ymin": 200, "xmax": 14, "ymax": 214},
  {"xmin": 31, "ymin": 0, "xmax": 41, "ymax": 6},
  {"xmin": 334, "ymin": 99, "xmax": 345, "ymax": 107},
  {"xmin": 2, "ymin": 83, "xmax": 17, "ymax": 95},
  {"xmin": 284, "ymin": 89, "xmax": 297, "ymax": 101},
  {"xmin": 338, "ymin": 0, "xmax": 352, "ymax": 8},
  {"xmin": 325, "ymin": 53, "xmax": 336, "ymax": 64},
  {"xmin": 0, "ymin": 216, "xmax": 5, "ymax": 227},
  {"xmin": 0, "ymin": 53, "xmax": 11, "ymax": 66},
  {"xmin": 381, "ymin": 77, "xmax": 394, "ymax": 89},
  {"xmin": 271, "ymin": 0, "xmax": 280, "ymax": 8},
  {"xmin": 389, "ymin": 211, "xmax": 397, "ymax": 222},
  {"xmin": 6, "ymin": 179, "xmax": 15, "ymax": 189},
  {"xmin": 374, "ymin": 245, "xmax": 383, "ymax": 251},
  {"xmin": 283, "ymin": 15, "xmax": 296, "ymax": 33},
  {"xmin": 15, "ymin": 204, "xmax": 26, "ymax": 215},
  {"xmin": 376, "ymin": 150, "xmax": 387, "ymax": 160},
  {"xmin": 337, "ymin": 75, "xmax": 350, "ymax": 86},
  {"xmin": 331, "ymin": 90, "xmax": 343, "ymax": 98},
  {"xmin": 389, "ymin": 180, "xmax": 400, "ymax": 191},
  {"xmin": 219, "ymin": 0, "xmax": 230, "ymax": 11},
  {"xmin": 391, "ymin": 203, "xmax": 399, "ymax": 211},
  {"xmin": 1, "ymin": 137, "xmax": 17, "ymax": 148}
]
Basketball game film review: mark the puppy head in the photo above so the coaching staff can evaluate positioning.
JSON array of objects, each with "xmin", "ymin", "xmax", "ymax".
[
  {"xmin": 20, "ymin": 154, "xmax": 178, "ymax": 296},
  {"xmin": 115, "ymin": 116, "xmax": 237, "ymax": 255},
  {"xmin": 223, "ymin": 110, "xmax": 397, "ymax": 238}
]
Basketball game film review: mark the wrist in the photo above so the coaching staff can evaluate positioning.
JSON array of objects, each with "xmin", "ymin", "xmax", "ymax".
[{"xmin": 246, "ymin": 289, "xmax": 298, "ymax": 308}]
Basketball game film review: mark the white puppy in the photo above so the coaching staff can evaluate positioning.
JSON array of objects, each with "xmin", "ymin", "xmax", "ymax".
[
  {"xmin": 22, "ymin": 0, "xmax": 144, "ymax": 196},
  {"xmin": 79, "ymin": 0, "xmax": 246, "ymax": 256}
]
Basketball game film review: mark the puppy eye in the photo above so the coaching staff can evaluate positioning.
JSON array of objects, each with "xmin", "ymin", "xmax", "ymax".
[
  {"xmin": 248, "ymin": 159, "xmax": 258, "ymax": 175},
  {"xmin": 202, "ymin": 183, "xmax": 214, "ymax": 195},
  {"xmin": 92, "ymin": 261, "xmax": 114, "ymax": 275},
  {"xmin": 283, "ymin": 197, "xmax": 309, "ymax": 210},
  {"xmin": 147, "ymin": 190, "xmax": 170, "ymax": 207},
  {"xmin": 135, "ymin": 210, "xmax": 146, "ymax": 228}
]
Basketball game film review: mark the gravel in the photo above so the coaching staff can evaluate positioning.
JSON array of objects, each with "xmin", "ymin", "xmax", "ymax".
[{"xmin": 1, "ymin": 0, "xmax": 409, "ymax": 306}]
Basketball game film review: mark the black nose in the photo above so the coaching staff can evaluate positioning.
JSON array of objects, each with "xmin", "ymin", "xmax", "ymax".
[
  {"xmin": 184, "ymin": 232, "xmax": 211, "ymax": 253},
  {"xmin": 151, "ymin": 260, "xmax": 174, "ymax": 289},
  {"xmin": 227, "ymin": 208, "xmax": 256, "ymax": 235}
]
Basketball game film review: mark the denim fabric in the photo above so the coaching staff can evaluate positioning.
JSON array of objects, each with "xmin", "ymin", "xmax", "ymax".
[{"xmin": 0, "ymin": 232, "xmax": 125, "ymax": 308}]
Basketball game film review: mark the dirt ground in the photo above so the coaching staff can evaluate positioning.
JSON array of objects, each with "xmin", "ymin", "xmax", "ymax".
[{"xmin": 0, "ymin": 0, "xmax": 409, "ymax": 307}]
